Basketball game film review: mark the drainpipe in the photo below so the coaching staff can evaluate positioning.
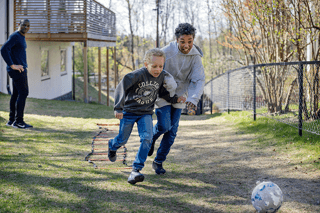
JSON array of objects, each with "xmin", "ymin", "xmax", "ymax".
[{"xmin": 6, "ymin": 0, "xmax": 11, "ymax": 95}]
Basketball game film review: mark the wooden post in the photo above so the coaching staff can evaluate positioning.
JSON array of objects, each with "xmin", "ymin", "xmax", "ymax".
[
  {"xmin": 84, "ymin": 0, "xmax": 87, "ymax": 35},
  {"xmin": 47, "ymin": 0, "xmax": 51, "ymax": 38},
  {"xmin": 98, "ymin": 47, "xmax": 102, "ymax": 104},
  {"xmin": 83, "ymin": 41, "xmax": 88, "ymax": 103},
  {"xmin": 106, "ymin": 47, "xmax": 110, "ymax": 106},
  {"xmin": 113, "ymin": 46, "xmax": 117, "ymax": 88}
]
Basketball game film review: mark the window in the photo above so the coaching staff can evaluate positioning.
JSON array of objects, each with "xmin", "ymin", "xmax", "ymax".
[
  {"xmin": 60, "ymin": 49, "xmax": 67, "ymax": 73},
  {"xmin": 41, "ymin": 49, "xmax": 49, "ymax": 77}
]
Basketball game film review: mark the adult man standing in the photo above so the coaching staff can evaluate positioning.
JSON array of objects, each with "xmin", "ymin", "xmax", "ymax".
[
  {"xmin": 149, "ymin": 23, "xmax": 205, "ymax": 174},
  {"xmin": 1, "ymin": 19, "xmax": 33, "ymax": 128}
]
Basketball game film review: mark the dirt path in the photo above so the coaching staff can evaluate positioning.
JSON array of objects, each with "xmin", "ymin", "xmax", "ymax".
[
  {"xmin": 149, "ymin": 114, "xmax": 318, "ymax": 213},
  {"xmin": 118, "ymin": 114, "xmax": 320, "ymax": 212},
  {"xmin": 175, "ymin": 115, "xmax": 320, "ymax": 212}
]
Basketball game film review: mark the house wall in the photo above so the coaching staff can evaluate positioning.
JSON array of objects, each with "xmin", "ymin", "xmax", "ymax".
[
  {"xmin": 0, "ymin": 0, "xmax": 14, "ymax": 95},
  {"xmin": 27, "ymin": 41, "xmax": 73, "ymax": 99},
  {"xmin": 0, "ymin": 1, "xmax": 73, "ymax": 100},
  {"xmin": 0, "ymin": 5, "xmax": 5, "ymax": 94},
  {"xmin": 1, "ymin": 39, "xmax": 73, "ymax": 99}
]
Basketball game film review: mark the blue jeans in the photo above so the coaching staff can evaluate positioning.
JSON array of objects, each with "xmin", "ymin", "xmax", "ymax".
[
  {"xmin": 153, "ymin": 105, "xmax": 182, "ymax": 163},
  {"xmin": 109, "ymin": 111, "xmax": 153, "ymax": 171},
  {"xmin": 8, "ymin": 70, "xmax": 29, "ymax": 123}
]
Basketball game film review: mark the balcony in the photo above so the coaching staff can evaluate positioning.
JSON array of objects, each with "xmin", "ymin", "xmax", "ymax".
[{"xmin": 14, "ymin": 0, "xmax": 116, "ymax": 43}]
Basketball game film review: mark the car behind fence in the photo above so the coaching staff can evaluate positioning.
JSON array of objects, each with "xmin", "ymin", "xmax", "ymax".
[{"xmin": 201, "ymin": 61, "xmax": 320, "ymax": 136}]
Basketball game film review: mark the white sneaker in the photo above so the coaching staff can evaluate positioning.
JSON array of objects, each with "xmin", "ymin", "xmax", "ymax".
[{"xmin": 128, "ymin": 169, "xmax": 144, "ymax": 184}]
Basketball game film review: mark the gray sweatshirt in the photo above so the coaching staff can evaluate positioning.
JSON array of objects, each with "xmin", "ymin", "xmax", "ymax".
[
  {"xmin": 156, "ymin": 41, "xmax": 206, "ymax": 109},
  {"xmin": 114, "ymin": 67, "xmax": 178, "ymax": 115}
]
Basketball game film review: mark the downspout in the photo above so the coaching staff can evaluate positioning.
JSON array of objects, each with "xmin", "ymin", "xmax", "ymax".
[{"xmin": 6, "ymin": 0, "xmax": 11, "ymax": 95}]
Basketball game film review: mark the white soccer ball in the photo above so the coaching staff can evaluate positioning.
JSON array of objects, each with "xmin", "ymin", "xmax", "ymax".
[{"xmin": 251, "ymin": 181, "xmax": 283, "ymax": 213}]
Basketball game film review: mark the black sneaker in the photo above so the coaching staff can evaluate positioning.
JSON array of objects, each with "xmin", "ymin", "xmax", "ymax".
[
  {"xmin": 152, "ymin": 161, "xmax": 166, "ymax": 175},
  {"xmin": 6, "ymin": 120, "xmax": 14, "ymax": 127},
  {"xmin": 128, "ymin": 169, "xmax": 145, "ymax": 184},
  {"xmin": 12, "ymin": 121, "xmax": 33, "ymax": 129},
  {"xmin": 148, "ymin": 140, "xmax": 156, "ymax": 156},
  {"xmin": 108, "ymin": 140, "xmax": 117, "ymax": 162}
]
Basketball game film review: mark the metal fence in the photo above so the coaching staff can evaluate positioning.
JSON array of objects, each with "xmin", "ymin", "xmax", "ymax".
[{"xmin": 202, "ymin": 61, "xmax": 320, "ymax": 136}]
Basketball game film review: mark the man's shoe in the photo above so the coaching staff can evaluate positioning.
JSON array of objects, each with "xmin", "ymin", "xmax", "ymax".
[
  {"xmin": 108, "ymin": 140, "xmax": 117, "ymax": 162},
  {"xmin": 128, "ymin": 169, "xmax": 144, "ymax": 184},
  {"xmin": 152, "ymin": 161, "xmax": 166, "ymax": 175},
  {"xmin": 148, "ymin": 141, "xmax": 156, "ymax": 156},
  {"xmin": 12, "ymin": 121, "xmax": 33, "ymax": 129},
  {"xmin": 6, "ymin": 120, "xmax": 14, "ymax": 127}
]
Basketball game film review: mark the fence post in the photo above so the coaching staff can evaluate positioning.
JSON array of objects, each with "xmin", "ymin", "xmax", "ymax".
[
  {"xmin": 253, "ymin": 65, "xmax": 256, "ymax": 121},
  {"xmin": 227, "ymin": 71, "xmax": 230, "ymax": 114},
  {"xmin": 298, "ymin": 63, "xmax": 303, "ymax": 136},
  {"xmin": 210, "ymin": 80, "xmax": 213, "ymax": 114}
]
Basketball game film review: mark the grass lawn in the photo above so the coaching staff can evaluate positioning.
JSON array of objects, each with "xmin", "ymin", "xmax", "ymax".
[
  {"xmin": 0, "ymin": 93, "xmax": 118, "ymax": 212},
  {"xmin": 0, "ymin": 92, "xmax": 319, "ymax": 213},
  {"xmin": 223, "ymin": 111, "xmax": 320, "ymax": 169}
]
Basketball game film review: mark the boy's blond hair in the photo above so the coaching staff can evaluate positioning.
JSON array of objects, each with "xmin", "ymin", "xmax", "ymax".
[{"xmin": 144, "ymin": 48, "xmax": 166, "ymax": 64}]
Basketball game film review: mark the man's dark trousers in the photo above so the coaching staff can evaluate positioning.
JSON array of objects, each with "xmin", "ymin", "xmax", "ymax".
[{"xmin": 8, "ymin": 70, "xmax": 29, "ymax": 123}]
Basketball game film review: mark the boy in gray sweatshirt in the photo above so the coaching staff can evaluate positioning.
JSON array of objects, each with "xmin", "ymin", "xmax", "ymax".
[
  {"xmin": 149, "ymin": 23, "xmax": 206, "ymax": 175},
  {"xmin": 108, "ymin": 48, "xmax": 186, "ymax": 184}
]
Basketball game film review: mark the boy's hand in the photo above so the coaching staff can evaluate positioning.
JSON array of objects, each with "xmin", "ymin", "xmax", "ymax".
[
  {"xmin": 177, "ymin": 96, "xmax": 186, "ymax": 103},
  {"xmin": 186, "ymin": 101, "xmax": 197, "ymax": 110},
  {"xmin": 114, "ymin": 112, "xmax": 123, "ymax": 120},
  {"xmin": 10, "ymin": 65, "xmax": 24, "ymax": 73}
]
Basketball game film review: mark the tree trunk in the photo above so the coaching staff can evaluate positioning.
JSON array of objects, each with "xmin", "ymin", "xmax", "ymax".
[
  {"xmin": 207, "ymin": 0, "xmax": 212, "ymax": 62},
  {"xmin": 284, "ymin": 78, "xmax": 297, "ymax": 112},
  {"xmin": 126, "ymin": 0, "xmax": 135, "ymax": 70}
]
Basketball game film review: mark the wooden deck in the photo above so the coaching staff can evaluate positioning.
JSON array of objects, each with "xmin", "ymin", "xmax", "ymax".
[{"xmin": 14, "ymin": 0, "xmax": 116, "ymax": 42}]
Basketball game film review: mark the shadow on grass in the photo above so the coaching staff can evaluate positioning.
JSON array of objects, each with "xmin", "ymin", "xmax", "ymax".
[
  {"xmin": 1, "ymin": 160, "xmax": 319, "ymax": 213},
  {"xmin": 0, "ymin": 169, "xmax": 228, "ymax": 213}
]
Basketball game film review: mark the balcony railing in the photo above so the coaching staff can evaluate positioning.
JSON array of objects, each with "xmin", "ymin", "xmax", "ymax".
[{"xmin": 14, "ymin": 0, "xmax": 116, "ymax": 41}]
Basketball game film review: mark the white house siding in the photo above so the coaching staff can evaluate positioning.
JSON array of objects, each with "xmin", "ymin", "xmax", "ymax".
[
  {"xmin": 27, "ymin": 41, "xmax": 73, "ymax": 100},
  {"xmin": 0, "ymin": 1, "xmax": 73, "ymax": 100},
  {"xmin": 0, "ymin": 0, "xmax": 14, "ymax": 95},
  {"xmin": 1, "ymin": 39, "xmax": 73, "ymax": 99}
]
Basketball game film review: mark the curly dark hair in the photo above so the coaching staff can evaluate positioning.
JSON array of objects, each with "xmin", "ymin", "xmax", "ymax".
[{"xmin": 174, "ymin": 23, "xmax": 196, "ymax": 39}]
